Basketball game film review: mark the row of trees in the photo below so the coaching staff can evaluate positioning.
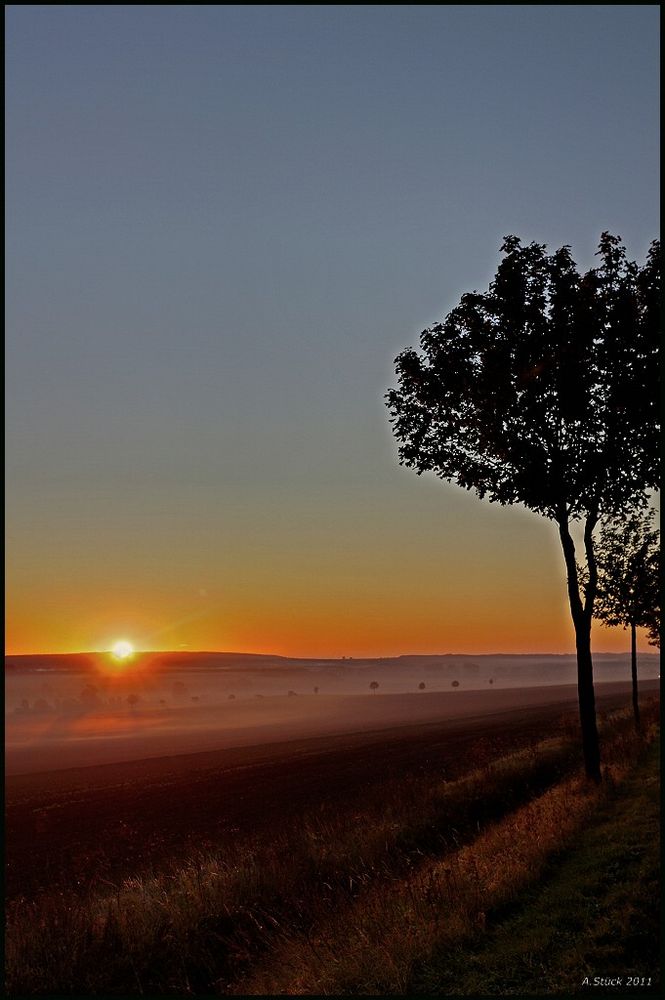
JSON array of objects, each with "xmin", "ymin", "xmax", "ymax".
[
  {"xmin": 387, "ymin": 233, "xmax": 659, "ymax": 780},
  {"xmin": 369, "ymin": 680, "xmax": 463, "ymax": 693}
]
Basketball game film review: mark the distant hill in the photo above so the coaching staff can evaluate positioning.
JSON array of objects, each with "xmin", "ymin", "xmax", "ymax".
[{"xmin": 5, "ymin": 649, "xmax": 659, "ymax": 676}]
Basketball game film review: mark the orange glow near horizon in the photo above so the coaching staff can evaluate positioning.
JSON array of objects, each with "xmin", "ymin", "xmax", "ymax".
[
  {"xmin": 5, "ymin": 490, "xmax": 658, "ymax": 661},
  {"xmin": 4, "ymin": 597, "xmax": 656, "ymax": 660}
]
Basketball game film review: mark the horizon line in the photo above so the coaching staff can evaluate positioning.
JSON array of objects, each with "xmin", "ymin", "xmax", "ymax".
[{"xmin": 5, "ymin": 648, "xmax": 656, "ymax": 660}]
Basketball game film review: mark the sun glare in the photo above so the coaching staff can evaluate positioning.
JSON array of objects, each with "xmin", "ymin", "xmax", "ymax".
[{"xmin": 111, "ymin": 640, "xmax": 135, "ymax": 661}]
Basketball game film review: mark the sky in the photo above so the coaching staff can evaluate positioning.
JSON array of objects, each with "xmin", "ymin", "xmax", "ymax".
[{"xmin": 5, "ymin": 5, "xmax": 660, "ymax": 657}]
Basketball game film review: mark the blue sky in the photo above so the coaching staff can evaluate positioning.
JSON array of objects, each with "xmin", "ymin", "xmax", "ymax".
[{"xmin": 6, "ymin": 5, "xmax": 659, "ymax": 655}]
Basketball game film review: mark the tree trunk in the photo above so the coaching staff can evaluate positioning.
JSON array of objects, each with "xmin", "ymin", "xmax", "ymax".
[
  {"xmin": 557, "ymin": 510, "xmax": 602, "ymax": 783},
  {"xmin": 573, "ymin": 613, "xmax": 602, "ymax": 782},
  {"xmin": 630, "ymin": 621, "xmax": 641, "ymax": 731}
]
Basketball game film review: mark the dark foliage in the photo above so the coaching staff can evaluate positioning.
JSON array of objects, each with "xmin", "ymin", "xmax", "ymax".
[
  {"xmin": 593, "ymin": 506, "xmax": 660, "ymax": 727},
  {"xmin": 387, "ymin": 234, "xmax": 658, "ymax": 515},
  {"xmin": 594, "ymin": 506, "xmax": 660, "ymax": 641}
]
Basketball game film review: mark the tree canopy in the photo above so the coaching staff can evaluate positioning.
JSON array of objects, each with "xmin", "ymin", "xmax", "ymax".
[
  {"xmin": 594, "ymin": 507, "xmax": 660, "ymax": 639},
  {"xmin": 593, "ymin": 504, "xmax": 660, "ymax": 728},
  {"xmin": 387, "ymin": 234, "xmax": 659, "ymax": 523}
]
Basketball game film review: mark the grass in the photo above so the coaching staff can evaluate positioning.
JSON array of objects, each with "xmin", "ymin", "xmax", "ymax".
[
  {"xmin": 5, "ymin": 700, "xmax": 659, "ymax": 996},
  {"xmin": 234, "ymin": 713, "xmax": 660, "ymax": 995},
  {"xmin": 413, "ymin": 738, "xmax": 660, "ymax": 996}
]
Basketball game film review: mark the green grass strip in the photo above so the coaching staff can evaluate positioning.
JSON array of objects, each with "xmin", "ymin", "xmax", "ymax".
[{"xmin": 413, "ymin": 740, "xmax": 660, "ymax": 997}]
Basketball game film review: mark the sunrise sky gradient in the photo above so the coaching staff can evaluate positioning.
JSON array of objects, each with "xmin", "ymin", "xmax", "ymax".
[{"xmin": 6, "ymin": 5, "xmax": 659, "ymax": 657}]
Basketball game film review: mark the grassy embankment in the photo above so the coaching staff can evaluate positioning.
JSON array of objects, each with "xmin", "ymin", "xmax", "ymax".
[
  {"xmin": 415, "ymin": 737, "xmax": 660, "ymax": 996},
  {"xmin": 6, "ymin": 699, "xmax": 659, "ymax": 996}
]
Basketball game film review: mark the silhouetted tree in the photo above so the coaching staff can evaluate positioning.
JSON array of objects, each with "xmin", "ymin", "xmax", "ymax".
[
  {"xmin": 127, "ymin": 693, "xmax": 140, "ymax": 711},
  {"xmin": 593, "ymin": 505, "xmax": 660, "ymax": 729},
  {"xmin": 418, "ymin": 681, "xmax": 426, "ymax": 691},
  {"xmin": 645, "ymin": 614, "xmax": 661, "ymax": 650},
  {"xmin": 228, "ymin": 693, "xmax": 236, "ymax": 700},
  {"xmin": 369, "ymin": 681, "xmax": 379, "ymax": 694},
  {"xmin": 451, "ymin": 680, "xmax": 460, "ymax": 689},
  {"xmin": 313, "ymin": 686, "xmax": 319, "ymax": 694},
  {"xmin": 387, "ymin": 234, "xmax": 659, "ymax": 781},
  {"xmin": 489, "ymin": 678, "xmax": 494, "ymax": 685}
]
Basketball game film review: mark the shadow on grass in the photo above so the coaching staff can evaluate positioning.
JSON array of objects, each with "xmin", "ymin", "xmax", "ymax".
[{"xmin": 412, "ymin": 738, "xmax": 660, "ymax": 997}]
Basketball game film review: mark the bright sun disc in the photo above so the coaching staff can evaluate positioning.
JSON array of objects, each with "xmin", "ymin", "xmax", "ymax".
[{"xmin": 111, "ymin": 640, "xmax": 134, "ymax": 660}]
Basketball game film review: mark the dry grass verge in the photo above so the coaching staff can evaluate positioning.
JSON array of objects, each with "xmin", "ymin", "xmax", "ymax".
[{"xmin": 235, "ymin": 713, "xmax": 659, "ymax": 995}]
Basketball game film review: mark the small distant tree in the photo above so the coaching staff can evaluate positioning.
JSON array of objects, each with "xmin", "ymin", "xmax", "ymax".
[
  {"xmin": 387, "ymin": 234, "xmax": 660, "ymax": 781},
  {"xmin": 418, "ymin": 681, "xmax": 426, "ymax": 691},
  {"xmin": 451, "ymin": 680, "xmax": 460, "ymax": 689},
  {"xmin": 369, "ymin": 681, "xmax": 379, "ymax": 695},
  {"xmin": 593, "ymin": 506, "xmax": 659, "ymax": 729},
  {"xmin": 228, "ymin": 693, "xmax": 236, "ymax": 700},
  {"xmin": 127, "ymin": 693, "xmax": 140, "ymax": 711},
  {"xmin": 287, "ymin": 690, "xmax": 297, "ymax": 697},
  {"xmin": 313, "ymin": 686, "xmax": 319, "ymax": 694},
  {"xmin": 489, "ymin": 678, "xmax": 494, "ymax": 685}
]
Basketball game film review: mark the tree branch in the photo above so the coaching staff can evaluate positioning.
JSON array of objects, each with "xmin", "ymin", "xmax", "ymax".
[
  {"xmin": 583, "ymin": 501, "xmax": 600, "ymax": 620},
  {"xmin": 557, "ymin": 504, "xmax": 584, "ymax": 623}
]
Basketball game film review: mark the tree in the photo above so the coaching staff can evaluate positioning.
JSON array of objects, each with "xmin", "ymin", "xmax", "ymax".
[
  {"xmin": 593, "ymin": 505, "xmax": 660, "ymax": 729},
  {"xmin": 418, "ymin": 681, "xmax": 426, "ymax": 691},
  {"xmin": 451, "ymin": 680, "xmax": 460, "ymax": 689},
  {"xmin": 387, "ymin": 234, "xmax": 659, "ymax": 781},
  {"xmin": 645, "ymin": 612, "xmax": 661, "ymax": 649},
  {"xmin": 369, "ymin": 681, "xmax": 379, "ymax": 694}
]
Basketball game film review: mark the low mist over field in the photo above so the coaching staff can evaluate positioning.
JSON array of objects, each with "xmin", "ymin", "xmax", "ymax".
[
  {"xmin": 7, "ymin": 648, "xmax": 659, "ymax": 703},
  {"xmin": 5, "ymin": 650, "xmax": 659, "ymax": 775}
]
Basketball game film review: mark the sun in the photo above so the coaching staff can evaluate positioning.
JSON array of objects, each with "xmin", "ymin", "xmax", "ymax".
[{"xmin": 110, "ymin": 640, "xmax": 135, "ymax": 661}]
